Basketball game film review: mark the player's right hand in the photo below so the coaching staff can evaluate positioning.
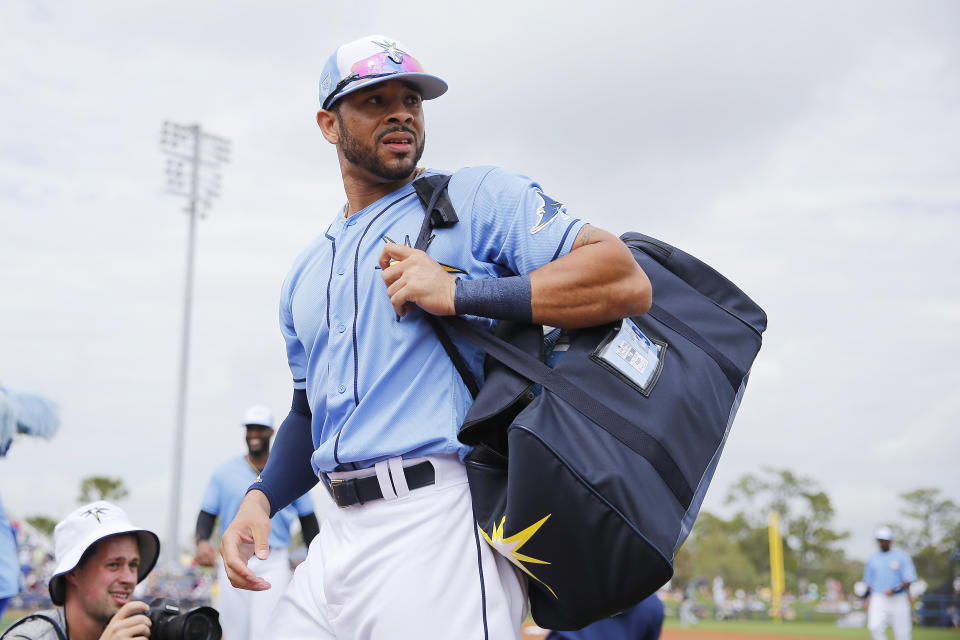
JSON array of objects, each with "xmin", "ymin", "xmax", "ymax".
[
  {"xmin": 101, "ymin": 601, "xmax": 151, "ymax": 639},
  {"xmin": 220, "ymin": 489, "xmax": 273, "ymax": 591},
  {"xmin": 194, "ymin": 539, "xmax": 217, "ymax": 567}
]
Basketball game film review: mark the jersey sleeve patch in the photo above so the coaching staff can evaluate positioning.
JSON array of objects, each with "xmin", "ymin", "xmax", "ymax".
[{"xmin": 529, "ymin": 191, "xmax": 570, "ymax": 234}]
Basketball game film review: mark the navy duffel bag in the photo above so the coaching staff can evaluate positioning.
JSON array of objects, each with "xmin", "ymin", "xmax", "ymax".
[
  {"xmin": 412, "ymin": 175, "xmax": 767, "ymax": 630},
  {"xmin": 443, "ymin": 233, "xmax": 766, "ymax": 630}
]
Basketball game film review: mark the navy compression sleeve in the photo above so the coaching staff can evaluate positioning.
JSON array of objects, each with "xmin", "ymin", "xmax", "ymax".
[
  {"xmin": 195, "ymin": 511, "xmax": 216, "ymax": 541},
  {"xmin": 246, "ymin": 388, "xmax": 318, "ymax": 518},
  {"xmin": 299, "ymin": 513, "xmax": 320, "ymax": 546}
]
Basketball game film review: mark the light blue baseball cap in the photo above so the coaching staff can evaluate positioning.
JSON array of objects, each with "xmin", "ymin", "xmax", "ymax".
[{"xmin": 319, "ymin": 35, "xmax": 448, "ymax": 110}]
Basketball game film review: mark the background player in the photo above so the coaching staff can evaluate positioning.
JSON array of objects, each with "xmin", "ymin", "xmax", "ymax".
[
  {"xmin": 863, "ymin": 525, "xmax": 917, "ymax": 640},
  {"xmin": 194, "ymin": 405, "xmax": 319, "ymax": 640},
  {"xmin": 220, "ymin": 34, "xmax": 651, "ymax": 639}
]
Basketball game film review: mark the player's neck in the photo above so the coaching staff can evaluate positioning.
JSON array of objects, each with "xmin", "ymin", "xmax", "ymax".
[
  {"xmin": 63, "ymin": 599, "xmax": 103, "ymax": 640},
  {"xmin": 340, "ymin": 166, "xmax": 424, "ymax": 217}
]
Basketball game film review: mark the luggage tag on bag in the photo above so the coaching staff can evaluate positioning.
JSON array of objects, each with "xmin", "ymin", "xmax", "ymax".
[{"xmin": 591, "ymin": 317, "xmax": 665, "ymax": 396}]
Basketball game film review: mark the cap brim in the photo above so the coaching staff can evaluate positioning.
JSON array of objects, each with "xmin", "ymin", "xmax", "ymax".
[
  {"xmin": 324, "ymin": 72, "xmax": 447, "ymax": 110},
  {"xmin": 49, "ymin": 528, "xmax": 160, "ymax": 606}
]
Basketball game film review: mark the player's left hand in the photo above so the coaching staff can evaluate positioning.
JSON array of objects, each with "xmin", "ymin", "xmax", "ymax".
[{"xmin": 379, "ymin": 242, "xmax": 457, "ymax": 317}]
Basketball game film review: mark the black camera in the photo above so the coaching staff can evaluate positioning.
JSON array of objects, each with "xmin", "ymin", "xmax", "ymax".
[{"xmin": 139, "ymin": 598, "xmax": 222, "ymax": 640}]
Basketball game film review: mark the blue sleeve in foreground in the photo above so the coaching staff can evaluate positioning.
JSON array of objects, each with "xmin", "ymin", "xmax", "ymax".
[{"xmin": 247, "ymin": 389, "xmax": 318, "ymax": 518}]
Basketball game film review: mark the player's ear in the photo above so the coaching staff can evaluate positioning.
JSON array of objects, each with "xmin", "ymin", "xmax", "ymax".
[{"xmin": 317, "ymin": 110, "xmax": 339, "ymax": 144}]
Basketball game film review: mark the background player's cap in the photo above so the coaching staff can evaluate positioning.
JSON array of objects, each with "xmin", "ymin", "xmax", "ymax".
[
  {"xmin": 319, "ymin": 34, "xmax": 447, "ymax": 110},
  {"xmin": 48, "ymin": 501, "xmax": 160, "ymax": 606},
  {"xmin": 243, "ymin": 404, "xmax": 274, "ymax": 429},
  {"xmin": 874, "ymin": 525, "xmax": 894, "ymax": 541}
]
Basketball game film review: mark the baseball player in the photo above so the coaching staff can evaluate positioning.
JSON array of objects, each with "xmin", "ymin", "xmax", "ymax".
[
  {"xmin": 219, "ymin": 34, "xmax": 652, "ymax": 639},
  {"xmin": 863, "ymin": 525, "xmax": 917, "ymax": 640},
  {"xmin": 194, "ymin": 404, "xmax": 319, "ymax": 640}
]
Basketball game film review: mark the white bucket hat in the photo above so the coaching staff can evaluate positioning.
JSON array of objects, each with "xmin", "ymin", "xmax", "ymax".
[
  {"xmin": 874, "ymin": 525, "xmax": 894, "ymax": 541},
  {"xmin": 48, "ymin": 501, "xmax": 159, "ymax": 605},
  {"xmin": 318, "ymin": 34, "xmax": 447, "ymax": 110},
  {"xmin": 243, "ymin": 404, "xmax": 274, "ymax": 429}
]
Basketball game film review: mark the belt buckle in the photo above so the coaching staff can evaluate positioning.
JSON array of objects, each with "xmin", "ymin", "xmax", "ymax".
[{"xmin": 328, "ymin": 477, "xmax": 362, "ymax": 507}]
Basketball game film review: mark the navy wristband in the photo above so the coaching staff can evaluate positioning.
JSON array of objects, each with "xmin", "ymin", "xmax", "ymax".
[
  {"xmin": 246, "ymin": 388, "xmax": 318, "ymax": 517},
  {"xmin": 454, "ymin": 275, "xmax": 533, "ymax": 322}
]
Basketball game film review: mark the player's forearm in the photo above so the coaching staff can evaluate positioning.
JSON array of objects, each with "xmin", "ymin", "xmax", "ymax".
[
  {"xmin": 528, "ymin": 229, "xmax": 651, "ymax": 328},
  {"xmin": 247, "ymin": 388, "xmax": 319, "ymax": 517},
  {"xmin": 454, "ymin": 228, "xmax": 651, "ymax": 328}
]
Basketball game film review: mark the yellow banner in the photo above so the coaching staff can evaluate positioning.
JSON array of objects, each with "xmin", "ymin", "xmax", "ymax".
[{"xmin": 768, "ymin": 512, "xmax": 785, "ymax": 622}]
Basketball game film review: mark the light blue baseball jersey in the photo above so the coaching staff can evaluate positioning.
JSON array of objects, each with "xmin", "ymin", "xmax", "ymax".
[
  {"xmin": 863, "ymin": 548, "xmax": 917, "ymax": 592},
  {"xmin": 0, "ymin": 496, "xmax": 19, "ymax": 598},
  {"xmin": 280, "ymin": 166, "xmax": 586, "ymax": 474},
  {"xmin": 201, "ymin": 456, "xmax": 314, "ymax": 548}
]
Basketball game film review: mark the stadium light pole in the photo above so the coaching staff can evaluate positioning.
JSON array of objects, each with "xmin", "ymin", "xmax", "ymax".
[{"xmin": 160, "ymin": 121, "xmax": 230, "ymax": 563}]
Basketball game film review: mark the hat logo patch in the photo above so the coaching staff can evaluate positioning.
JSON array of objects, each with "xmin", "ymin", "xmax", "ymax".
[
  {"xmin": 320, "ymin": 73, "xmax": 331, "ymax": 95},
  {"xmin": 83, "ymin": 506, "xmax": 110, "ymax": 523},
  {"xmin": 373, "ymin": 39, "xmax": 405, "ymax": 64}
]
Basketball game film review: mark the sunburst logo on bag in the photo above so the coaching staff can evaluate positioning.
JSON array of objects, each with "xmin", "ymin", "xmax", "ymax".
[{"xmin": 479, "ymin": 514, "xmax": 557, "ymax": 598}]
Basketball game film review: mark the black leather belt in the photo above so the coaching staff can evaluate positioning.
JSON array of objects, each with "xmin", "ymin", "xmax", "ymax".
[{"xmin": 326, "ymin": 461, "xmax": 435, "ymax": 507}]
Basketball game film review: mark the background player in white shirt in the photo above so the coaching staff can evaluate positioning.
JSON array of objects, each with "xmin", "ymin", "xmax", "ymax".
[{"xmin": 194, "ymin": 405, "xmax": 318, "ymax": 640}]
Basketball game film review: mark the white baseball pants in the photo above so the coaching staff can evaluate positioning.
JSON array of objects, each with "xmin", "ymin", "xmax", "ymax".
[
  {"xmin": 868, "ymin": 592, "xmax": 912, "ymax": 640},
  {"xmin": 265, "ymin": 454, "xmax": 527, "ymax": 639},
  {"xmin": 217, "ymin": 548, "xmax": 291, "ymax": 640}
]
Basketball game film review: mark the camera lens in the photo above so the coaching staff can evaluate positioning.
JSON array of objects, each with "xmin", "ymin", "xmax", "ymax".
[{"xmin": 183, "ymin": 614, "xmax": 214, "ymax": 640}]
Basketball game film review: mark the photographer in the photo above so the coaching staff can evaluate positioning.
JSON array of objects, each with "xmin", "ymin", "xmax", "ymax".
[{"xmin": 2, "ymin": 501, "xmax": 159, "ymax": 640}]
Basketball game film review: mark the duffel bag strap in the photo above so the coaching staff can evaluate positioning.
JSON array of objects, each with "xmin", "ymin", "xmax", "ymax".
[
  {"xmin": 646, "ymin": 304, "xmax": 744, "ymax": 391},
  {"xmin": 442, "ymin": 315, "xmax": 695, "ymax": 509},
  {"xmin": 412, "ymin": 174, "xmax": 481, "ymax": 400}
]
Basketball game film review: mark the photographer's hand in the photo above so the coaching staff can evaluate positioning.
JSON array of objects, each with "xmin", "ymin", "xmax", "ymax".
[
  {"xmin": 221, "ymin": 489, "xmax": 273, "ymax": 591},
  {"xmin": 101, "ymin": 601, "xmax": 150, "ymax": 639}
]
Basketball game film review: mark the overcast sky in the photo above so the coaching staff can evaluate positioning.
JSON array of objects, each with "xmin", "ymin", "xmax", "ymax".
[{"xmin": 1, "ymin": 1, "xmax": 958, "ymax": 566}]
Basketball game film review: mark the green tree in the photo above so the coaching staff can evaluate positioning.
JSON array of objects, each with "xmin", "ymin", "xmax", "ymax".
[
  {"xmin": 25, "ymin": 515, "xmax": 58, "ymax": 540},
  {"xmin": 677, "ymin": 512, "xmax": 761, "ymax": 590},
  {"xmin": 725, "ymin": 467, "xmax": 849, "ymax": 587},
  {"xmin": 78, "ymin": 475, "xmax": 129, "ymax": 504},
  {"xmin": 895, "ymin": 487, "xmax": 959, "ymax": 584}
]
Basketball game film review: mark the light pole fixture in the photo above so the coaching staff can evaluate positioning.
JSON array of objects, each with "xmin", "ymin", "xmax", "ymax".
[{"xmin": 160, "ymin": 121, "xmax": 230, "ymax": 563}]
